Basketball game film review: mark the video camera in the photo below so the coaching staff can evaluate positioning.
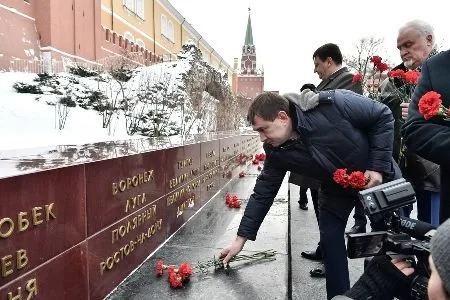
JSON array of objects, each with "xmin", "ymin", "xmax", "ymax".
[{"xmin": 346, "ymin": 178, "xmax": 437, "ymax": 300}]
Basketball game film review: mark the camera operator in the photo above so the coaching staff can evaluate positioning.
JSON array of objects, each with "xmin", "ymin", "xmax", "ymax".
[{"xmin": 333, "ymin": 219, "xmax": 450, "ymax": 300}]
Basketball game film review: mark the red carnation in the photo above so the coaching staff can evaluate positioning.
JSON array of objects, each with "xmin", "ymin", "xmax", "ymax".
[
  {"xmin": 348, "ymin": 171, "xmax": 367, "ymax": 189},
  {"xmin": 376, "ymin": 62, "xmax": 389, "ymax": 72},
  {"xmin": 403, "ymin": 70, "xmax": 420, "ymax": 85},
  {"xmin": 239, "ymin": 171, "xmax": 245, "ymax": 178},
  {"xmin": 387, "ymin": 69, "xmax": 405, "ymax": 79},
  {"xmin": 156, "ymin": 260, "xmax": 165, "ymax": 277},
  {"xmin": 352, "ymin": 73, "xmax": 363, "ymax": 84},
  {"xmin": 252, "ymin": 159, "xmax": 259, "ymax": 165},
  {"xmin": 168, "ymin": 269, "xmax": 183, "ymax": 289},
  {"xmin": 178, "ymin": 262, "xmax": 192, "ymax": 281},
  {"xmin": 333, "ymin": 168, "xmax": 349, "ymax": 188},
  {"xmin": 232, "ymin": 200, "xmax": 241, "ymax": 208},
  {"xmin": 418, "ymin": 91, "xmax": 442, "ymax": 120},
  {"xmin": 370, "ymin": 56, "xmax": 383, "ymax": 65},
  {"xmin": 225, "ymin": 193, "xmax": 231, "ymax": 205}
]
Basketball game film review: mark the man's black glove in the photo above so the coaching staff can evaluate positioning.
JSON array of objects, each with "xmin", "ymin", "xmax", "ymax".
[{"xmin": 344, "ymin": 255, "xmax": 414, "ymax": 300}]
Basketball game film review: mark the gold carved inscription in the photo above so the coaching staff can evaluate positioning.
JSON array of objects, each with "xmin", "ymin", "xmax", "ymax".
[
  {"xmin": 124, "ymin": 193, "xmax": 147, "ymax": 213},
  {"xmin": 111, "ymin": 170, "xmax": 154, "ymax": 195},
  {"xmin": 0, "ymin": 204, "xmax": 56, "ymax": 239},
  {"xmin": 177, "ymin": 158, "xmax": 193, "ymax": 169},
  {"xmin": 205, "ymin": 150, "xmax": 216, "ymax": 158},
  {"xmin": 201, "ymin": 169, "xmax": 218, "ymax": 184},
  {"xmin": 166, "ymin": 180, "xmax": 200, "ymax": 207},
  {"xmin": 169, "ymin": 168, "xmax": 199, "ymax": 189},
  {"xmin": 112, "ymin": 205, "xmax": 156, "ymax": 243},
  {"xmin": 7, "ymin": 278, "xmax": 37, "ymax": 300},
  {"xmin": 1, "ymin": 249, "xmax": 28, "ymax": 278},
  {"xmin": 176, "ymin": 196, "xmax": 195, "ymax": 218},
  {"xmin": 206, "ymin": 182, "xmax": 214, "ymax": 191},
  {"xmin": 100, "ymin": 219, "xmax": 163, "ymax": 275},
  {"xmin": 203, "ymin": 159, "xmax": 219, "ymax": 171}
]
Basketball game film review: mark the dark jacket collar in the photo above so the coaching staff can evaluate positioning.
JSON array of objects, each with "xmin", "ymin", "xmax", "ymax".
[{"xmin": 317, "ymin": 67, "xmax": 348, "ymax": 89}]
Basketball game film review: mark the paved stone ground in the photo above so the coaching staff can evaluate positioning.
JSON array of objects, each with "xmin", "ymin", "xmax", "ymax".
[{"xmin": 107, "ymin": 163, "xmax": 417, "ymax": 300}]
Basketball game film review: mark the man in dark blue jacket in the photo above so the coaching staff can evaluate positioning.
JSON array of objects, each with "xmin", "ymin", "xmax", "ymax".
[{"xmin": 219, "ymin": 89, "xmax": 401, "ymax": 299}]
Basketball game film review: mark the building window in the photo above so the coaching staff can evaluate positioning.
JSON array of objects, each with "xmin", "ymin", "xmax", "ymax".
[
  {"xmin": 136, "ymin": 0, "xmax": 144, "ymax": 19},
  {"xmin": 123, "ymin": 0, "xmax": 134, "ymax": 11},
  {"xmin": 123, "ymin": 0, "xmax": 144, "ymax": 20},
  {"xmin": 161, "ymin": 15, "xmax": 167, "ymax": 36},
  {"xmin": 160, "ymin": 15, "xmax": 174, "ymax": 43},
  {"xmin": 167, "ymin": 20, "xmax": 174, "ymax": 42}
]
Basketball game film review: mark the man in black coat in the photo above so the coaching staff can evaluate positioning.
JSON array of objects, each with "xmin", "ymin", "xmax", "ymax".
[
  {"xmin": 402, "ymin": 49, "xmax": 450, "ymax": 223},
  {"xmin": 219, "ymin": 89, "xmax": 401, "ymax": 299},
  {"xmin": 291, "ymin": 44, "xmax": 366, "ymax": 279},
  {"xmin": 380, "ymin": 20, "xmax": 440, "ymax": 225}
]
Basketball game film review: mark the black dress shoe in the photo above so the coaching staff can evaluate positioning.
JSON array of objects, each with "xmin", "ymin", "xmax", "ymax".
[
  {"xmin": 301, "ymin": 250, "xmax": 322, "ymax": 261},
  {"xmin": 310, "ymin": 265, "xmax": 326, "ymax": 278},
  {"xmin": 346, "ymin": 224, "xmax": 367, "ymax": 234},
  {"xmin": 299, "ymin": 203, "xmax": 308, "ymax": 210}
]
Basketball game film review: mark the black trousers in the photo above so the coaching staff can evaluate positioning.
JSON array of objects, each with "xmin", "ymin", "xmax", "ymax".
[
  {"xmin": 299, "ymin": 187, "xmax": 319, "ymax": 223},
  {"xmin": 319, "ymin": 208, "xmax": 351, "ymax": 299}
]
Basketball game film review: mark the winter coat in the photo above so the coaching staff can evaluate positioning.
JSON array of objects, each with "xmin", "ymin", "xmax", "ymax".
[
  {"xmin": 380, "ymin": 63, "xmax": 440, "ymax": 192},
  {"xmin": 238, "ymin": 90, "xmax": 401, "ymax": 240},
  {"xmin": 402, "ymin": 49, "xmax": 450, "ymax": 168},
  {"xmin": 289, "ymin": 67, "xmax": 363, "ymax": 189}
]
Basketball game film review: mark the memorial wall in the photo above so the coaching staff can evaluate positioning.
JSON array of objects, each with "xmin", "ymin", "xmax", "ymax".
[{"xmin": 0, "ymin": 133, "xmax": 261, "ymax": 300}]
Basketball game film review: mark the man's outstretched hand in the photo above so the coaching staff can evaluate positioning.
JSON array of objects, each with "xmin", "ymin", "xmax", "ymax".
[
  {"xmin": 219, "ymin": 235, "xmax": 248, "ymax": 265},
  {"xmin": 364, "ymin": 170, "xmax": 383, "ymax": 188}
]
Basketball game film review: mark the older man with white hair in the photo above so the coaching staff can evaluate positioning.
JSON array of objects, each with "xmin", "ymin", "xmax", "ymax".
[{"xmin": 379, "ymin": 20, "xmax": 440, "ymax": 224}]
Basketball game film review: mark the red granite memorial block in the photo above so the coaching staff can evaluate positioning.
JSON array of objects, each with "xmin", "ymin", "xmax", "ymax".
[
  {"xmin": 164, "ymin": 144, "xmax": 201, "ymax": 195},
  {"xmin": 87, "ymin": 197, "xmax": 166, "ymax": 300},
  {"xmin": 200, "ymin": 140, "xmax": 219, "ymax": 176},
  {"xmin": 165, "ymin": 178, "xmax": 202, "ymax": 237},
  {"xmin": 219, "ymin": 137, "xmax": 236, "ymax": 167},
  {"xmin": 0, "ymin": 243, "xmax": 88, "ymax": 300},
  {"xmin": 85, "ymin": 151, "xmax": 165, "ymax": 236},
  {"xmin": 231, "ymin": 137, "xmax": 241, "ymax": 159},
  {"xmin": 0, "ymin": 166, "xmax": 86, "ymax": 287},
  {"xmin": 199, "ymin": 166, "xmax": 220, "ymax": 206}
]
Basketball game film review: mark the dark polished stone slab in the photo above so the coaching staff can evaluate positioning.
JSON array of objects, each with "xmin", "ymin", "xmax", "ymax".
[
  {"xmin": 85, "ymin": 151, "xmax": 166, "ymax": 236},
  {"xmin": 169, "ymin": 174, "xmax": 288, "ymax": 255},
  {"xmin": 107, "ymin": 175, "xmax": 288, "ymax": 300},
  {"xmin": 199, "ymin": 166, "xmax": 221, "ymax": 206},
  {"xmin": 0, "ymin": 133, "xmax": 239, "ymax": 180},
  {"xmin": 0, "ymin": 243, "xmax": 88, "ymax": 300},
  {"xmin": 0, "ymin": 166, "xmax": 86, "ymax": 286},
  {"xmin": 200, "ymin": 140, "xmax": 219, "ymax": 176},
  {"xmin": 107, "ymin": 245, "xmax": 287, "ymax": 300},
  {"xmin": 165, "ymin": 178, "xmax": 202, "ymax": 238},
  {"xmin": 219, "ymin": 137, "xmax": 236, "ymax": 166},
  {"xmin": 164, "ymin": 144, "xmax": 201, "ymax": 195},
  {"xmin": 87, "ymin": 197, "xmax": 166, "ymax": 300}
]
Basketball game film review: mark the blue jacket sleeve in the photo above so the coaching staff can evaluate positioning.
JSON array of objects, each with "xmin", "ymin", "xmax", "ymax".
[
  {"xmin": 401, "ymin": 59, "xmax": 450, "ymax": 168},
  {"xmin": 237, "ymin": 150, "xmax": 286, "ymax": 241},
  {"xmin": 321, "ymin": 90, "xmax": 395, "ymax": 174}
]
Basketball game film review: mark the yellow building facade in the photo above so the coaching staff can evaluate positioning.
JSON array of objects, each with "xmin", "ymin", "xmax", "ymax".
[{"xmin": 100, "ymin": 0, "xmax": 232, "ymax": 79}]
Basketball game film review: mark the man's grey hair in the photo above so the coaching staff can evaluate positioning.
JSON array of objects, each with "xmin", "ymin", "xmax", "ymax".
[{"xmin": 399, "ymin": 20, "xmax": 436, "ymax": 46}]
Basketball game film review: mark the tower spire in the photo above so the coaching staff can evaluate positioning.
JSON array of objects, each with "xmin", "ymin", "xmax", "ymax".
[{"xmin": 244, "ymin": 7, "xmax": 253, "ymax": 45}]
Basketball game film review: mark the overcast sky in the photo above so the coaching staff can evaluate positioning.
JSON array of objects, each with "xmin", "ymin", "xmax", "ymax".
[{"xmin": 169, "ymin": 0, "xmax": 448, "ymax": 93}]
